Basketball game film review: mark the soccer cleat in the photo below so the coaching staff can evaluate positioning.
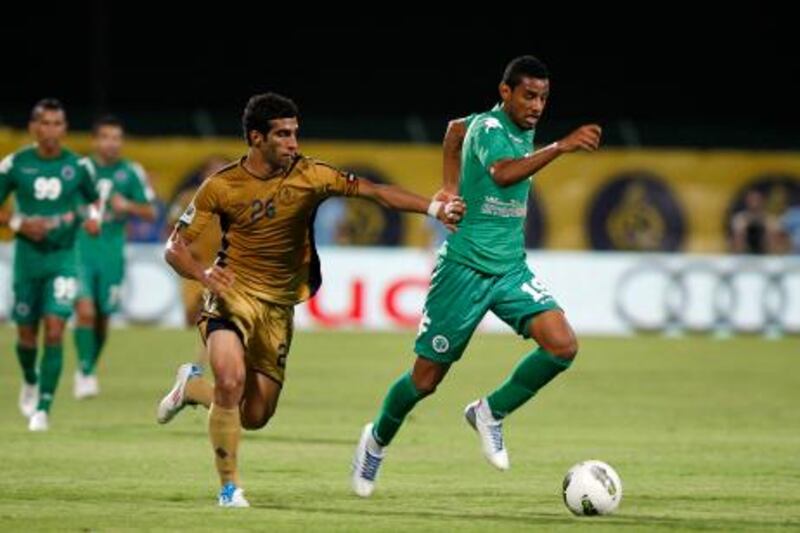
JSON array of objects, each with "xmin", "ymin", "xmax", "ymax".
[
  {"xmin": 351, "ymin": 422, "xmax": 385, "ymax": 497},
  {"xmin": 218, "ymin": 482, "xmax": 250, "ymax": 508},
  {"xmin": 464, "ymin": 399, "xmax": 510, "ymax": 471},
  {"xmin": 28, "ymin": 410, "xmax": 49, "ymax": 432},
  {"xmin": 19, "ymin": 382, "xmax": 38, "ymax": 418},
  {"xmin": 74, "ymin": 371, "xmax": 100, "ymax": 399},
  {"xmin": 157, "ymin": 363, "xmax": 202, "ymax": 424}
]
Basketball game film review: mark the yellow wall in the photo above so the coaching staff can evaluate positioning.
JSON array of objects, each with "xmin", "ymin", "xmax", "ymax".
[{"xmin": 2, "ymin": 128, "xmax": 799, "ymax": 251}]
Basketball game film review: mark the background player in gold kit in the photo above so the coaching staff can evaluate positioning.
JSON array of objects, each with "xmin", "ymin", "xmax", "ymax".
[{"xmin": 156, "ymin": 93, "xmax": 465, "ymax": 507}]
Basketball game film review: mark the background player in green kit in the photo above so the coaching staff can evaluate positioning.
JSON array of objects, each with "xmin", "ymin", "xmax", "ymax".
[
  {"xmin": 0, "ymin": 99, "xmax": 103, "ymax": 431},
  {"xmin": 352, "ymin": 56, "xmax": 603, "ymax": 496},
  {"xmin": 73, "ymin": 116, "xmax": 156, "ymax": 399}
]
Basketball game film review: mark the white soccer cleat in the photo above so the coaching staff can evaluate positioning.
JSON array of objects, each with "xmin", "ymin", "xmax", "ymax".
[
  {"xmin": 464, "ymin": 399, "xmax": 510, "ymax": 471},
  {"xmin": 218, "ymin": 482, "xmax": 250, "ymax": 508},
  {"xmin": 351, "ymin": 422, "xmax": 385, "ymax": 498},
  {"xmin": 19, "ymin": 382, "xmax": 38, "ymax": 418},
  {"xmin": 74, "ymin": 371, "xmax": 100, "ymax": 399},
  {"xmin": 157, "ymin": 363, "xmax": 202, "ymax": 424},
  {"xmin": 28, "ymin": 410, "xmax": 49, "ymax": 432}
]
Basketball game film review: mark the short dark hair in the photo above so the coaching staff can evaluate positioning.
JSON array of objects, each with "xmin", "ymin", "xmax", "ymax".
[
  {"xmin": 502, "ymin": 56, "xmax": 550, "ymax": 89},
  {"xmin": 30, "ymin": 98, "xmax": 65, "ymax": 121},
  {"xmin": 92, "ymin": 114, "xmax": 124, "ymax": 135},
  {"xmin": 242, "ymin": 93, "xmax": 299, "ymax": 145}
]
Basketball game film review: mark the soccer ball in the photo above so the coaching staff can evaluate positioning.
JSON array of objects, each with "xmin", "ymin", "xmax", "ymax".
[{"xmin": 562, "ymin": 460, "xmax": 622, "ymax": 516}]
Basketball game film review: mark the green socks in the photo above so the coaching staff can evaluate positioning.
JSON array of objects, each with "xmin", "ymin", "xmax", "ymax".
[
  {"xmin": 486, "ymin": 348, "xmax": 572, "ymax": 420},
  {"xmin": 372, "ymin": 372, "xmax": 427, "ymax": 446},
  {"xmin": 74, "ymin": 326, "xmax": 97, "ymax": 375},
  {"xmin": 37, "ymin": 345, "xmax": 64, "ymax": 413},
  {"xmin": 16, "ymin": 344, "xmax": 38, "ymax": 385}
]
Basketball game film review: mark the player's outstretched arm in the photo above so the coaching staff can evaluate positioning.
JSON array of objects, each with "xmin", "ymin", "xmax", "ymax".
[
  {"xmin": 355, "ymin": 178, "xmax": 465, "ymax": 227},
  {"xmin": 491, "ymin": 124, "xmax": 602, "ymax": 187},
  {"xmin": 111, "ymin": 194, "xmax": 157, "ymax": 221}
]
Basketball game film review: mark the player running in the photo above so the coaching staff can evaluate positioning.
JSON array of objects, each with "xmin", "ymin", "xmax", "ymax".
[{"xmin": 351, "ymin": 55, "xmax": 603, "ymax": 497}]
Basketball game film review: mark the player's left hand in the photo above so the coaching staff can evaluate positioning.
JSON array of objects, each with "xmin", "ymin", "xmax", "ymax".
[
  {"xmin": 437, "ymin": 197, "xmax": 466, "ymax": 231},
  {"xmin": 83, "ymin": 219, "xmax": 101, "ymax": 236}
]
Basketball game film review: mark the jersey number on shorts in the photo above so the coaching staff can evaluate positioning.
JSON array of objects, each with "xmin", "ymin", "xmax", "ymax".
[
  {"xmin": 521, "ymin": 279, "xmax": 551, "ymax": 303},
  {"xmin": 53, "ymin": 276, "xmax": 78, "ymax": 301}
]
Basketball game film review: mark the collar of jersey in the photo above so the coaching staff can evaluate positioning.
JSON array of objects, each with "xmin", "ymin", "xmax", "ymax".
[
  {"xmin": 239, "ymin": 155, "xmax": 299, "ymax": 181},
  {"xmin": 91, "ymin": 157, "xmax": 123, "ymax": 171},
  {"xmin": 490, "ymin": 107, "xmax": 534, "ymax": 140}
]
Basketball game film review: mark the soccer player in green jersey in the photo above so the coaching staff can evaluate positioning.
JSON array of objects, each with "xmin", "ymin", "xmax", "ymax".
[
  {"xmin": 0, "ymin": 99, "xmax": 103, "ymax": 431},
  {"xmin": 73, "ymin": 116, "xmax": 157, "ymax": 399},
  {"xmin": 352, "ymin": 56, "xmax": 603, "ymax": 496}
]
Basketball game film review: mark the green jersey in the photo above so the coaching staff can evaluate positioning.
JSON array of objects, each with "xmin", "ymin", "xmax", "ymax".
[
  {"xmin": 443, "ymin": 107, "xmax": 535, "ymax": 274},
  {"xmin": 0, "ymin": 145, "xmax": 98, "ymax": 254},
  {"xmin": 78, "ymin": 157, "xmax": 154, "ymax": 261}
]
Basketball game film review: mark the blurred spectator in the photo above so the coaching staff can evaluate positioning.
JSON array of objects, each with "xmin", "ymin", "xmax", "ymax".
[
  {"xmin": 127, "ymin": 181, "xmax": 167, "ymax": 243},
  {"xmin": 730, "ymin": 190, "xmax": 781, "ymax": 254},
  {"xmin": 781, "ymin": 206, "xmax": 800, "ymax": 254},
  {"xmin": 313, "ymin": 197, "xmax": 347, "ymax": 245}
]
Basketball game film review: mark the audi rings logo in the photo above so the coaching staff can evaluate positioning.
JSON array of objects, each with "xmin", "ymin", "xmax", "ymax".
[{"xmin": 615, "ymin": 259, "xmax": 800, "ymax": 335}]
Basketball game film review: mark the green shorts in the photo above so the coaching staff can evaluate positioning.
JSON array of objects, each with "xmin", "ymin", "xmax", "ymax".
[
  {"xmin": 77, "ymin": 259, "xmax": 124, "ymax": 315},
  {"xmin": 414, "ymin": 258, "xmax": 560, "ymax": 364},
  {"xmin": 13, "ymin": 246, "xmax": 79, "ymax": 324}
]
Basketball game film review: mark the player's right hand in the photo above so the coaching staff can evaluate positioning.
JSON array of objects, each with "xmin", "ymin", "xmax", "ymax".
[
  {"xmin": 558, "ymin": 124, "xmax": 602, "ymax": 153},
  {"xmin": 18, "ymin": 217, "xmax": 48, "ymax": 242},
  {"xmin": 203, "ymin": 265, "xmax": 235, "ymax": 297},
  {"xmin": 437, "ymin": 197, "xmax": 466, "ymax": 232}
]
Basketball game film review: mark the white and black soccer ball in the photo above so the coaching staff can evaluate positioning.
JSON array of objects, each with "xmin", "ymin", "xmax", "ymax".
[{"xmin": 562, "ymin": 460, "xmax": 622, "ymax": 516}]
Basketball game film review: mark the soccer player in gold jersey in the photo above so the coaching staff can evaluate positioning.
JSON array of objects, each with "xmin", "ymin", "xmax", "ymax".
[{"xmin": 156, "ymin": 93, "xmax": 465, "ymax": 507}]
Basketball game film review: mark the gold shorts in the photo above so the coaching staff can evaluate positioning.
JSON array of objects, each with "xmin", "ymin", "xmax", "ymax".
[{"xmin": 198, "ymin": 287, "xmax": 294, "ymax": 385}]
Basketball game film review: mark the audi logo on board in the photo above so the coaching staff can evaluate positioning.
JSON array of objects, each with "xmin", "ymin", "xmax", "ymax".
[{"xmin": 615, "ymin": 259, "xmax": 800, "ymax": 334}]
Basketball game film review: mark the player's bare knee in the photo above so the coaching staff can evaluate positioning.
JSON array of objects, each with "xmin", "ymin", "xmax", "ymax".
[
  {"xmin": 411, "ymin": 358, "xmax": 448, "ymax": 396},
  {"xmin": 75, "ymin": 300, "xmax": 95, "ymax": 324},
  {"xmin": 76, "ymin": 309, "xmax": 95, "ymax": 326},
  {"xmin": 242, "ymin": 411, "xmax": 272, "ymax": 431},
  {"xmin": 549, "ymin": 336, "xmax": 578, "ymax": 361},
  {"xmin": 416, "ymin": 381, "xmax": 438, "ymax": 396},
  {"xmin": 411, "ymin": 372, "xmax": 442, "ymax": 396},
  {"xmin": 44, "ymin": 324, "xmax": 65, "ymax": 345},
  {"xmin": 216, "ymin": 375, "xmax": 244, "ymax": 393},
  {"xmin": 44, "ymin": 332, "xmax": 64, "ymax": 345},
  {"xmin": 18, "ymin": 329, "xmax": 37, "ymax": 347},
  {"xmin": 240, "ymin": 398, "xmax": 276, "ymax": 430}
]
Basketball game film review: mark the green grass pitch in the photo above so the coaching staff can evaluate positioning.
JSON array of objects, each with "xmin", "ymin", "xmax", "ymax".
[{"xmin": 1, "ymin": 327, "xmax": 798, "ymax": 531}]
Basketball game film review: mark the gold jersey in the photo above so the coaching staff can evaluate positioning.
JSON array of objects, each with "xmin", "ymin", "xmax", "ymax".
[{"xmin": 178, "ymin": 154, "xmax": 358, "ymax": 305}]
